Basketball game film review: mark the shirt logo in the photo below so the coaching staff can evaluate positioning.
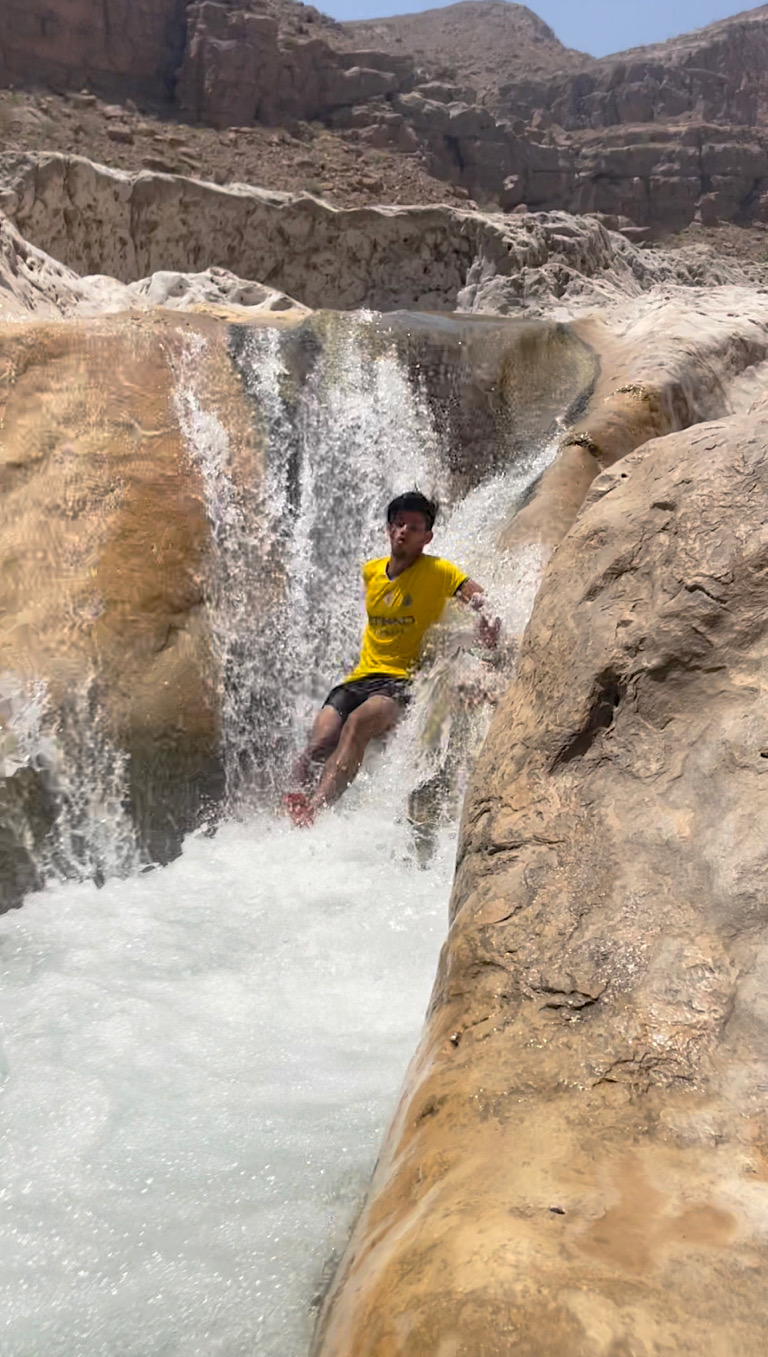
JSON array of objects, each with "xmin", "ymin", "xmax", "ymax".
[
  {"xmin": 370, "ymin": 614, "xmax": 415, "ymax": 628},
  {"xmin": 402, "ymin": 593, "xmax": 413, "ymax": 607},
  {"xmin": 384, "ymin": 591, "xmax": 395, "ymax": 606}
]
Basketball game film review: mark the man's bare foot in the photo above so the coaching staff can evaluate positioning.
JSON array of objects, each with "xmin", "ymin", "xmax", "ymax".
[{"xmin": 282, "ymin": 791, "xmax": 316, "ymax": 828}]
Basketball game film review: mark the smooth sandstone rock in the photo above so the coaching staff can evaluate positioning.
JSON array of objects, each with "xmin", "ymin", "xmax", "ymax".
[
  {"xmin": 313, "ymin": 394, "xmax": 768, "ymax": 1357},
  {"xmin": 0, "ymin": 310, "xmax": 270, "ymax": 885},
  {"xmin": 498, "ymin": 288, "xmax": 768, "ymax": 558}
]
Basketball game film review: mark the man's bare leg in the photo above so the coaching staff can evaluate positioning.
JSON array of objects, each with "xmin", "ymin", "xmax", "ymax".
[
  {"xmin": 291, "ymin": 706, "xmax": 343, "ymax": 786},
  {"xmin": 310, "ymin": 695, "xmax": 400, "ymax": 812}
]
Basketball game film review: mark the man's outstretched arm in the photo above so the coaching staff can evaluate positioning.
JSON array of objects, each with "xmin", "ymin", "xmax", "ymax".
[{"xmin": 456, "ymin": 578, "xmax": 501, "ymax": 649}]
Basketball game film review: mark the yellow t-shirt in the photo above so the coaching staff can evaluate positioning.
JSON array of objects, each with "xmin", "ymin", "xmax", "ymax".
[{"xmin": 346, "ymin": 554, "xmax": 468, "ymax": 682}]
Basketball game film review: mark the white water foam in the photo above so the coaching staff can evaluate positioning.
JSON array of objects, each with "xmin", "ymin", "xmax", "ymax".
[{"xmin": 0, "ymin": 809, "xmax": 452, "ymax": 1357}]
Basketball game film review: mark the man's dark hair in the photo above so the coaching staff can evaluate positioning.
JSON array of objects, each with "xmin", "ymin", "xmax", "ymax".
[{"xmin": 386, "ymin": 491, "xmax": 438, "ymax": 531}]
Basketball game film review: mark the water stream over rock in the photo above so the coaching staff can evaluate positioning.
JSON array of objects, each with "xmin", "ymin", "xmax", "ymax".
[{"xmin": 0, "ymin": 310, "xmax": 593, "ymax": 1355}]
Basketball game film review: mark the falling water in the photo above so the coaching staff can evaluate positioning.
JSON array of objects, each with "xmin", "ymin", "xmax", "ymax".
[
  {"xmin": 0, "ymin": 672, "xmax": 139, "ymax": 887},
  {"xmin": 178, "ymin": 317, "xmax": 449, "ymax": 807},
  {"xmin": 0, "ymin": 315, "xmax": 560, "ymax": 1357}
]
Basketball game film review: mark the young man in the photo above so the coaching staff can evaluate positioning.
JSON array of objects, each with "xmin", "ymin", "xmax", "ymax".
[{"xmin": 284, "ymin": 491, "xmax": 499, "ymax": 827}]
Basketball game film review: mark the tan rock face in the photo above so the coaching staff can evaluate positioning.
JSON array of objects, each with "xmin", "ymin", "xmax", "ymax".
[
  {"xmin": 313, "ymin": 394, "xmax": 768, "ymax": 1357},
  {"xmin": 0, "ymin": 312, "xmax": 259, "ymax": 887}
]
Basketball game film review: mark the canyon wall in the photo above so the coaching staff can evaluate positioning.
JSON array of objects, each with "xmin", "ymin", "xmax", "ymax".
[
  {"xmin": 5, "ymin": 1, "xmax": 768, "ymax": 230},
  {"xmin": 0, "ymin": 154, "xmax": 762, "ymax": 319},
  {"xmin": 0, "ymin": 0, "xmax": 189, "ymax": 100}
]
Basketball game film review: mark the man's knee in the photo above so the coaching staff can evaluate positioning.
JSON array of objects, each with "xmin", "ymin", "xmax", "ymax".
[{"xmin": 346, "ymin": 697, "xmax": 398, "ymax": 740}]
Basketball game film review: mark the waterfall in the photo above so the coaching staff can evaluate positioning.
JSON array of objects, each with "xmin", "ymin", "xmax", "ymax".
[
  {"xmin": 0, "ymin": 671, "xmax": 139, "ymax": 888},
  {"xmin": 177, "ymin": 316, "xmax": 449, "ymax": 808},
  {"xmin": 0, "ymin": 311, "xmax": 562, "ymax": 1357}
]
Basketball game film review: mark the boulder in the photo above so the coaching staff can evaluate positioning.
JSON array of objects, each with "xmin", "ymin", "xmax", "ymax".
[{"xmin": 313, "ymin": 390, "xmax": 768, "ymax": 1357}]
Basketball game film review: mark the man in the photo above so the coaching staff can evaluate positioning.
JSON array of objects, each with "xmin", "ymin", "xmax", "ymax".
[{"xmin": 283, "ymin": 491, "xmax": 499, "ymax": 827}]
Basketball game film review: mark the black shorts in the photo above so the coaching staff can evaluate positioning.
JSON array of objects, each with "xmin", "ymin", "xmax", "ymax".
[{"xmin": 323, "ymin": 674, "xmax": 411, "ymax": 724}]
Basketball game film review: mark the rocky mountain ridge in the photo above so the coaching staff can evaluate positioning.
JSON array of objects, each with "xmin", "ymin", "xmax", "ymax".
[
  {"xmin": 504, "ymin": 3, "xmax": 768, "ymax": 127},
  {"xmin": 3, "ymin": 1, "xmax": 768, "ymax": 234},
  {"xmin": 341, "ymin": 1, "xmax": 588, "ymax": 108}
]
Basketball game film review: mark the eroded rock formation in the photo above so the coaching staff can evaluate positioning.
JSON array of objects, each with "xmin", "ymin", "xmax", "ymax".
[{"xmin": 2, "ymin": 153, "xmax": 764, "ymax": 317}]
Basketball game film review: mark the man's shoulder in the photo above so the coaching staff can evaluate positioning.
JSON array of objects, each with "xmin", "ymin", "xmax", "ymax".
[
  {"xmin": 362, "ymin": 556, "xmax": 387, "ymax": 581},
  {"xmin": 418, "ymin": 553, "xmax": 464, "ymax": 577},
  {"xmin": 419, "ymin": 553, "xmax": 453, "ymax": 569}
]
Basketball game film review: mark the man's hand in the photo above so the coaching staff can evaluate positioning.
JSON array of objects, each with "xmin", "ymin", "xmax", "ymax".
[
  {"xmin": 458, "ymin": 580, "xmax": 501, "ymax": 650},
  {"xmin": 478, "ymin": 611, "xmax": 501, "ymax": 649}
]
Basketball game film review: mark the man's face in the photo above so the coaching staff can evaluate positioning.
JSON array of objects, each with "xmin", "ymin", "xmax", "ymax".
[{"xmin": 387, "ymin": 511, "xmax": 433, "ymax": 563}]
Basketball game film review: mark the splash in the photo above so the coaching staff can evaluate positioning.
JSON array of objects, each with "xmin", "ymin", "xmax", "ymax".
[{"xmin": 0, "ymin": 672, "xmax": 139, "ymax": 886}]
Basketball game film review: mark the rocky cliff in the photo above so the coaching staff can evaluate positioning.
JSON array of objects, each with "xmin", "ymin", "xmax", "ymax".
[
  {"xmin": 341, "ymin": 0, "xmax": 587, "ymax": 108},
  {"xmin": 503, "ymin": 4, "xmax": 768, "ymax": 128},
  {"xmin": 5, "ymin": 0, "xmax": 768, "ymax": 232},
  {"xmin": 0, "ymin": 0, "xmax": 190, "ymax": 100}
]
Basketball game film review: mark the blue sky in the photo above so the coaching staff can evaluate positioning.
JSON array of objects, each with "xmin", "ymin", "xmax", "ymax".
[{"xmin": 322, "ymin": 0, "xmax": 757, "ymax": 58}]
